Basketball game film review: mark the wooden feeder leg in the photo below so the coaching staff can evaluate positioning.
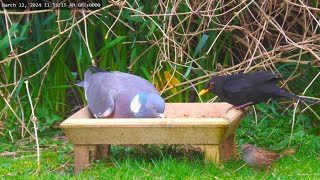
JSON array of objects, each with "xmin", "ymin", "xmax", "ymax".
[
  {"xmin": 220, "ymin": 133, "xmax": 236, "ymax": 161},
  {"xmin": 96, "ymin": 144, "xmax": 111, "ymax": 160},
  {"xmin": 203, "ymin": 145, "xmax": 220, "ymax": 164},
  {"xmin": 74, "ymin": 145, "xmax": 91, "ymax": 174}
]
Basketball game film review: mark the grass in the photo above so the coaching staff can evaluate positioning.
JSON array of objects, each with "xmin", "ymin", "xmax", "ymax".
[
  {"xmin": 1, "ymin": 104, "xmax": 320, "ymax": 179},
  {"xmin": 1, "ymin": 126, "xmax": 319, "ymax": 179}
]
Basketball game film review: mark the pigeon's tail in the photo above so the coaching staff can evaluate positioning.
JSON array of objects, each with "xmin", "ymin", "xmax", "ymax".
[
  {"xmin": 84, "ymin": 66, "xmax": 106, "ymax": 79},
  {"xmin": 277, "ymin": 89, "xmax": 317, "ymax": 105},
  {"xmin": 72, "ymin": 66, "xmax": 106, "ymax": 87},
  {"xmin": 89, "ymin": 66, "xmax": 106, "ymax": 73}
]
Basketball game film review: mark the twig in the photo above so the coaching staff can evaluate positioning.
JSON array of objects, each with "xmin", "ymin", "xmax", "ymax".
[{"xmin": 25, "ymin": 80, "xmax": 41, "ymax": 173}]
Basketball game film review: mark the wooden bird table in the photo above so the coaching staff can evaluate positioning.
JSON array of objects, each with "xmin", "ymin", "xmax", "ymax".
[{"xmin": 60, "ymin": 103, "xmax": 244, "ymax": 174}]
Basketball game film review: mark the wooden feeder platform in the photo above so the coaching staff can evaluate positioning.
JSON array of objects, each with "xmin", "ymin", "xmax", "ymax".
[{"xmin": 60, "ymin": 103, "xmax": 244, "ymax": 174}]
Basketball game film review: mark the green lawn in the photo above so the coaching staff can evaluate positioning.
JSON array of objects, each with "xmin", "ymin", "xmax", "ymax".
[
  {"xmin": 1, "ymin": 130, "xmax": 319, "ymax": 179},
  {"xmin": 1, "ymin": 105, "xmax": 320, "ymax": 179}
]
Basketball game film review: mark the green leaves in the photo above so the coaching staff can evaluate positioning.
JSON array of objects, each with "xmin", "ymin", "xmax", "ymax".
[
  {"xmin": 183, "ymin": 34, "xmax": 209, "ymax": 79},
  {"xmin": 140, "ymin": 66, "xmax": 152, "ymax": 82},
  {"xmin": 36, "ymin": 107, "xmax": 62, "ymax": 131},
  {"xmin": 194, "ymin": 34, "xmax": 209, "ymax": 58},
  {"xmin": 95, "ymin": 36, "xmax": 128, "ymax": 58},
  {"xmin": 11, "ymin": 76, "xmax": 26, "ymax": 101},
  {"xmin": 127, "ymin": 6, "xmax": 145, "ymax": 22},
  {"xmin": 0, "ymin": 22, "xmax": 29, "ymax": 52},
  {"xmin": 147, "ymin": 21, "xmax": 156, "ymax": 38},
  {"xmin": 41, "ymin": 14, "xmax": 57, "ymax": 26}
]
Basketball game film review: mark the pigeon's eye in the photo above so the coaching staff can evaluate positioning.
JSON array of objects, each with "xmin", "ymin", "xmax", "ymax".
[
  {"xmin": 152, "ymin": 105, "xmax": 155, "ymax": 109},
  {"xmin": 209, "ymin": 82, "xmax": 214, "ymax": 87}
]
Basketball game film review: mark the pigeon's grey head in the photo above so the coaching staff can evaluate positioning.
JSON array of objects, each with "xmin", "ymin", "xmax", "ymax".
[{"xmin": 130, "ymin": 93, "xmax": 165, "ymax": 118}]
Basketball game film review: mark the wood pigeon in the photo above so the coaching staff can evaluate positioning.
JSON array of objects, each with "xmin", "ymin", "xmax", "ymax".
[{"xmin": 74, "ymin": 67, "xmax": 165, "ymax": 118}]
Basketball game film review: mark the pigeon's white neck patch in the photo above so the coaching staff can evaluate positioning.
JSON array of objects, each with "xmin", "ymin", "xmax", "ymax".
[{"xmin": 130, "ymin": 94, "xmax": 141, "ymax": 114}]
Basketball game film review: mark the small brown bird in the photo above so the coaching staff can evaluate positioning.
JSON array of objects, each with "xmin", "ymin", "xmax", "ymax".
[{"xmin": 241, "ymin": 144, "xmax": 294, "ymax": 169}]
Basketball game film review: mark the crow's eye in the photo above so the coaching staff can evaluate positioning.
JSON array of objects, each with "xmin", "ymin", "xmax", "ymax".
[{"xmin": 209, "ymin": 82, "xmax": 214, "ymax": 87}]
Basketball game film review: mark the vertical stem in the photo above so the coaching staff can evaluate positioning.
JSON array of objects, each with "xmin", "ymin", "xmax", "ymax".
[
  {"xmin": 82, "ymin": 9, "xmax": 94, "ymax": 66},
  {"xmin": 25, "ymin": 80, "xmax": 41, "ymax": 171}
]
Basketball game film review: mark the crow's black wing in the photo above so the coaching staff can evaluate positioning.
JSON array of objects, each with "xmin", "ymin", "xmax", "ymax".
[{"xmin": 223, "ymin": 71, "xmax": 279, "ymax": 94}]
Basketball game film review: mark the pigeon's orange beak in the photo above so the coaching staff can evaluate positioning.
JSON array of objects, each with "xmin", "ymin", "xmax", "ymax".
[{"xmin": 198, "ymin": 89, "xmax": 209, "ymax": 96}]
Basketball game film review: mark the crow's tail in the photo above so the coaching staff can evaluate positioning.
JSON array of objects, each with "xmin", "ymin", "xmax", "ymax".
[{"xmin": 277, "ymin": 90, "xmax": 317, "ymax": 105}]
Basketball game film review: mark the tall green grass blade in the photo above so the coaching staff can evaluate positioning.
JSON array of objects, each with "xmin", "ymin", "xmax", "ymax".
[
  {"xmin": 135, "ymin": 6, "xmax": 144, "ymax": 13},
  {"xmin": 138, "ymin": 20, "xmax": 149, "ymax": 33},
  {"xmin": 183, "ymin": 62, "xmax": 193, "ymax": 80},
  {"xmin": 0, "ymin": 22, "xmax": 19, "ymax": 50},
  {"xmin": 130, "ymin": 47, "xmax": 137, "ymax": 63},
  {"xmin": 95, "ymin": 36, "xmax": 128, "ymax": 58},
  {"xmin": 140, "ymin": 66, "xmax": 152, "ymax": 81},
  {"xmin": 127, "ymin": 16, "xmax": 144, "ymax": 23},
  {"xmin": 147, "ymin": 21, "xmax": 156, "ymax": 37},
  {"xmin": 112, "ymin": 46, "xmax": 124, "ymax": 71},
  {"xmin": 194, "ymin": 34, "xmax": 209, "ymax": 58},
  {"xmin": 41, "ymin": 14, "xmax": 57, "ymax": 26},
  {"xmin": 45, "ymin": 85, "xmax": 74, "ymax": 89},
  {"xmin": 183, "ymin": 34, "xmax": 209, "ymax": 79},
  {"xmin": 11, "ymin": 76, "xmax": 26, "ymax": 100},
  {"xmin": 19, "ymin": 22, "xmax": 31, "ymax": 37},
  {"xmin": 0, "ymin": 37, "xmax": 27, "ymax": 51}
]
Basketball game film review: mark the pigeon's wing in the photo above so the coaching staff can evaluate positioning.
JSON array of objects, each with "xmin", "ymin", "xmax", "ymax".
[
  {"xmin": 223, "ymin": 71, "xmax": 279, "ymax": 94},
  {"xmin": 85, "ymin": 73, "xmax": 117, "ymax": 118},
  {"xmin": 109, "ymin": 71, "xmax": 159, "ymax": 94}
]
